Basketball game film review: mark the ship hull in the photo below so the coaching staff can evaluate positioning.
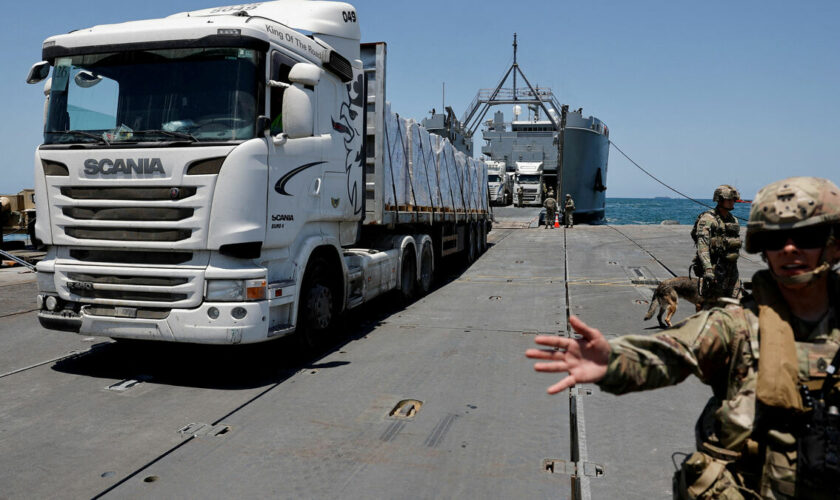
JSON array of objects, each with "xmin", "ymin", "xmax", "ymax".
[{"xmin": 559, "ymin": 126, "xmax": 609, "ymax": 222}]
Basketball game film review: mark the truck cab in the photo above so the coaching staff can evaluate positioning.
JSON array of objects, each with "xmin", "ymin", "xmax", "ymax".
[
  {"xmin": 26, "ymin": 2, "xmax": 368, "ymax": 344},
  {"xmin": 513, "ymin": 161, "xmax": 543, "ymax": 207}
]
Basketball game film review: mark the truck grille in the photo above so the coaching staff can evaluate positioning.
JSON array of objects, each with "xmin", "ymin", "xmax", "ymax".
[
  {"xmin": 69, "ymin": 249, "xmax": 193, "ymax": 265},
  {"xmin": 65, "ymin": 227, "xmax": 191, "ymax": 242},
  {"xmin": 56, "ymin": 264, "xmax": 202, "ymax": 309},
  {"xmin": 60, "ymin": 186, "xmax": 197, "ymax": 201},
  {"xmin": 62, "ymin": 207, "xmax": 194, "ymax": 221},
  {"xmin": 55, "ymin": 186, "xmax": 200, "ymax": 243}
]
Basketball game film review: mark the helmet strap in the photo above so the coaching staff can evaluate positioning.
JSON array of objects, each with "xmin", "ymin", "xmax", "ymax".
[{"xmin": 770, "ymin": 261, "xmax": 832, "ymax": 286}]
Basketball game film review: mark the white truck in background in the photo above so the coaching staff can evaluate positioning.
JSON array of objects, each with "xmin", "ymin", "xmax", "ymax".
[
  {"xmin": 513, "ymin": 161, "xmax": 543, "ymax": 206},
  {"xmin": 26, "ymin": 1, "xmax": 489, "ymax": 346},
  {"xmin": 486, "ymin": 160, "xmax": 511, "ymax": 206}
]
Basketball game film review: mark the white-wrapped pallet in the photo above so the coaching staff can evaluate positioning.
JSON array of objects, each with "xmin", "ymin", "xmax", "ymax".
[
  {"xmin": 383, "ymin": 103, "xmax": 411, "ymax": 209},
  {"xmin": 443, "ymin": 142, "xmax": 459, "ymax": 212},
  {"xmin": 433, "ymin": 135, "xmax": 453, "ymax": 211},
  {"xmin": 477, "ymin": 160, "xmax": 488, "ymax": 212},
  {"xmin": 468, "ymin": 157, "xmax": 479, "ymax": 213},
  {"xmin": 406, "ymin": 120, "xmax": 432, "ymax": 210},
  {"xmin": 453, "ymin": 150, "xmax": 468, "ymax": 213},
  {"xmin": 421, "ymin": 128, "xmax": 440, "ymax": 211}
]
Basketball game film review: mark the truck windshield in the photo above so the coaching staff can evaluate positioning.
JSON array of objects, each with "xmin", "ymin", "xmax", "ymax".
[
  {"xmin": 518, "ymin": 175, "xmax": 540, "ymax": 183},
  {"xmin": 44, "ymin": 47, "xmax": 260, "ymax": 145},
  {"xmin": 487, "ymin": 175, "xmax": 500, "ymax": 182}
]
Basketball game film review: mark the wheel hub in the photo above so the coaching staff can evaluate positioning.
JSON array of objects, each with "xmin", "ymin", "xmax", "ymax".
[{"xmin": 307, "ymin": 284, "xmax": 332, "ymax": 330}]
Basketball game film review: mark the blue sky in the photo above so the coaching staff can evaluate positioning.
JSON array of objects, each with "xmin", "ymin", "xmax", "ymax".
[{"xmin": 1, "ymin": 0, "xmax": 837, "ymax": 199}]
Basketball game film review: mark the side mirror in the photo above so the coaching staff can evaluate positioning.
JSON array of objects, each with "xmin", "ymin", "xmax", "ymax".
[
  {"xmin": 26, "ymin": 61, "xmax": 50, "ymax": 84},
  {"xmin": 281, "ymin": 85, "xmax": 314, "ymax": 139},
  {"xmin": 288, "ymin": 63, "xmax": 322, "ymax": 86},
  {"xmin": 74, "ymin": 70, "xmax": 102, "ymax": 88}
]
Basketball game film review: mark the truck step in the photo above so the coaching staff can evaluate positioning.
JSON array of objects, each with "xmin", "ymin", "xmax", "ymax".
[{"xmin": 347, "ymin": 266, "xmax": 363, "ymax": 281}]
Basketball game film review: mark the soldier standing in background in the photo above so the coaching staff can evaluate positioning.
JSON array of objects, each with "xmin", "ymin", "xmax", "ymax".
[
  {"xmin": 543, "ymin": 190, "xmax": 557, "ymax": 229},
  {"xmin": 563, "ymin": 194, "xmax": 575, "ymax": 228},
  {"xmin": 691, "ymin": 185, "xmax": 742, "ymax": 304},
  {"xmin": 516, "ymin": 185, "xmax": 523, "ymax": 207},
  {"xmin": 528, "ymin": 176, "xmax": 840, "ymax": 499}
]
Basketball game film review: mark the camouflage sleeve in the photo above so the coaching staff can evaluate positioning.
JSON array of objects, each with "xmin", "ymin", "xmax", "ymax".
[
  {"xmin": 597, "ymin": 310, "xmax": 736, "ymax": 394},
  {"xmin": 696, "ymin": 213, "xmax": 714, "ymax": 272}
]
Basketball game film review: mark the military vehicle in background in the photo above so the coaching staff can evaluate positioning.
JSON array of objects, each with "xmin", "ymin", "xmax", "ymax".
[
  {"xmin": 461, "ymin": 35, "xmax": 610, "ymax": 221},
  {"xmin": 0, "ymin": 189, "xmax": 37, "ymax": 249}
]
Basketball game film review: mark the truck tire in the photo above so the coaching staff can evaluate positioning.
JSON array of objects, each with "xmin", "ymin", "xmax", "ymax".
[
  {"xmin": 479, "ymin": 222, "xmax": 487, "ymax": 254},
  {"xmin": 418, "ymin": 241, "xmax": 434, "ymax": 295},
  {"xmin": 399, "ymin": 246, "xmax": 417, "ymax": 303},
  {"xmin": 296, "ymin": 257, "xmax": 337, "ymax": 350}
]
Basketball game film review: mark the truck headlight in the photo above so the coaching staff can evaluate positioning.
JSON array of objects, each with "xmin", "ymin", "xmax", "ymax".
[{"xmin": 205, "ymin": 279, "xmax": 266, "ymax": 302}]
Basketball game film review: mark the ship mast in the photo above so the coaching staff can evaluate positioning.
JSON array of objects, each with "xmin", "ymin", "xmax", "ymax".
[{"xmin": 460, "ymin": 34, "xmax": 561, "ymax": 138}]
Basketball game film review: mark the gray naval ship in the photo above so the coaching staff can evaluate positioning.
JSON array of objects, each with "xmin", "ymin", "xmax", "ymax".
[{"xmin": 462, "ymin": 35, "xmax": 610, "ymax": 222}]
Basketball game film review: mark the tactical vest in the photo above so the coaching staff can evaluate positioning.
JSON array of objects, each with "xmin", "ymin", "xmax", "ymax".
[
  {"xmin": 691, "ymin": 272, "xmax": 840, "ymax": 498},
  {"xmin": 692, "ymin": 210, "xmax": 742, "ymax": 263}
]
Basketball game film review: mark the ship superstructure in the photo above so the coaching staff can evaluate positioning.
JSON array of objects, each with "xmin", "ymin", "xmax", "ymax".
[{"xmin": 462, "ymin": 35, "xmax": 609, "ymax": 220}]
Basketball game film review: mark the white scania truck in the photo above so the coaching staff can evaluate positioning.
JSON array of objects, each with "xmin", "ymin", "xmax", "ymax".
[
  {"xmin": 486, "ymin": 160, "xmax": 511, "ymax": 206},
  {"xmin": 26, "ymin": 1, "xmax": 489, "ymax": 345},
  {"xmin": 513, "ymin": 161, "xmax": 543, "ymax": 206}
]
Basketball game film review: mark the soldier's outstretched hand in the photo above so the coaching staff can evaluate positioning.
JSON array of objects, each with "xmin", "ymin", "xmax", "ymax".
[{"xmin": 525, "ymin": 315, "xmax": 611, "ymax": 394}]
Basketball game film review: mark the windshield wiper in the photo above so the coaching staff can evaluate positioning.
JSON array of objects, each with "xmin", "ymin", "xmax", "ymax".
[
  {"xmin": 46, "ymin": 130, "xmax": 110, "ymax": 145},
  {"xmin": 133, "ymin": 130, "xmax": 199, "ymax": 142}
]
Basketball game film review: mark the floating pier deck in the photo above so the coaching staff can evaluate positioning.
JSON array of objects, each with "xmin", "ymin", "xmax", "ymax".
[{"xmin": 0, "ymin": 208, "xmax": 765, "ymax": 499}]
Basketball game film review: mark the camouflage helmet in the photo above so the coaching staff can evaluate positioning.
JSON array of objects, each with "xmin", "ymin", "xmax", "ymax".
[
  {"xmin": 744, "ymin": 176, "xmax": 840, "ymax": 253},
  {"xmin": 713, "ymin": 184, "xmax": 740, "ymax": 203}
]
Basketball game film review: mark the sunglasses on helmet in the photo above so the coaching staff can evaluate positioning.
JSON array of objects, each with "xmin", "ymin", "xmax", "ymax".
[{"xmin": 754, "ymin": 226, "xmax": 832, "ymax": 251}]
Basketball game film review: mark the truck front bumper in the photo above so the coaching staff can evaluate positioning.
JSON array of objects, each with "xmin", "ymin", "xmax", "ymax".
[{"xmin": 39, "ymin": 301, "xmax": 272, "ymax": 344}]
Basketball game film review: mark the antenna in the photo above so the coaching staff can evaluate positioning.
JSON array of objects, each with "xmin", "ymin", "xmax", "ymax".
[
  {"xmin": 512, "ymin": 33, "xmax": 517, "ymax": 101},
  {"xmin": 442, "ymin": 82, "xmax": 445, "ymax": 113}
]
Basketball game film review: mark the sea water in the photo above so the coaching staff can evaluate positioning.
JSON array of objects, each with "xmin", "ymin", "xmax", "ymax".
[{"xmin": 605, "ymin": 198, "xmax": 751, "ymax": 225}]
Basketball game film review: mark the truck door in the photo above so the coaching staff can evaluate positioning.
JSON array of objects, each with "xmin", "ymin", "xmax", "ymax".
[{"xmin": 265, "ymin": 51, "xmax": 323, "ymax": 249}]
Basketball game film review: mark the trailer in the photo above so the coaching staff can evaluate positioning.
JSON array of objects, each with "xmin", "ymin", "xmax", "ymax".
[{"xmin": 26, "ymin": 1, "xmax": 489, "ymax": 346}]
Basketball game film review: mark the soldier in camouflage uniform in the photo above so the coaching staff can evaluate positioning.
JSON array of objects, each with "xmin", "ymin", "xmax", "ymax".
[
  {"xmin": 692, "ymin": 185, "xmax": 743, "ymax": 303},
  {"xmin": 527, "ymin": 177, "xmax": 840, "ymax": 499},
  {"xmin": 564, "ymin": 194, "xmax": 575, "ymax": 228},
  {"xmin": 543, "ymin": 189, "xmax": 557, "ymax": 229}
]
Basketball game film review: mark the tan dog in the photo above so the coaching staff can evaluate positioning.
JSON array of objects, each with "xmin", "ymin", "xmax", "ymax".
[{"xmin": 643, "ymin": 277, "xmax": 703, "ymax": 328}]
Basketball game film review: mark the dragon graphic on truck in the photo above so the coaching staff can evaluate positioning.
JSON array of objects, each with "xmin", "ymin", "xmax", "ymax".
[{"xmin": 332, "ymin": 72, "xmax": 364, "ymax": 215}]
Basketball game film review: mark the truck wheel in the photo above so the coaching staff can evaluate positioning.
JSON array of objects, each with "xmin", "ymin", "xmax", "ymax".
[
  {"xmin": 479, "ymin": 223, "xmax": 487, "ymax": 254},
  {"xmin": 418, "ymin": 241, "xmax": 434, "ymax": 295},
  {"xmin": 399, "ymin": 247, "xmax": 417, "ymax": 303},
  {"xmin": 296, "ymin": 258, "xmax": 336, "ymax": 350}
]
